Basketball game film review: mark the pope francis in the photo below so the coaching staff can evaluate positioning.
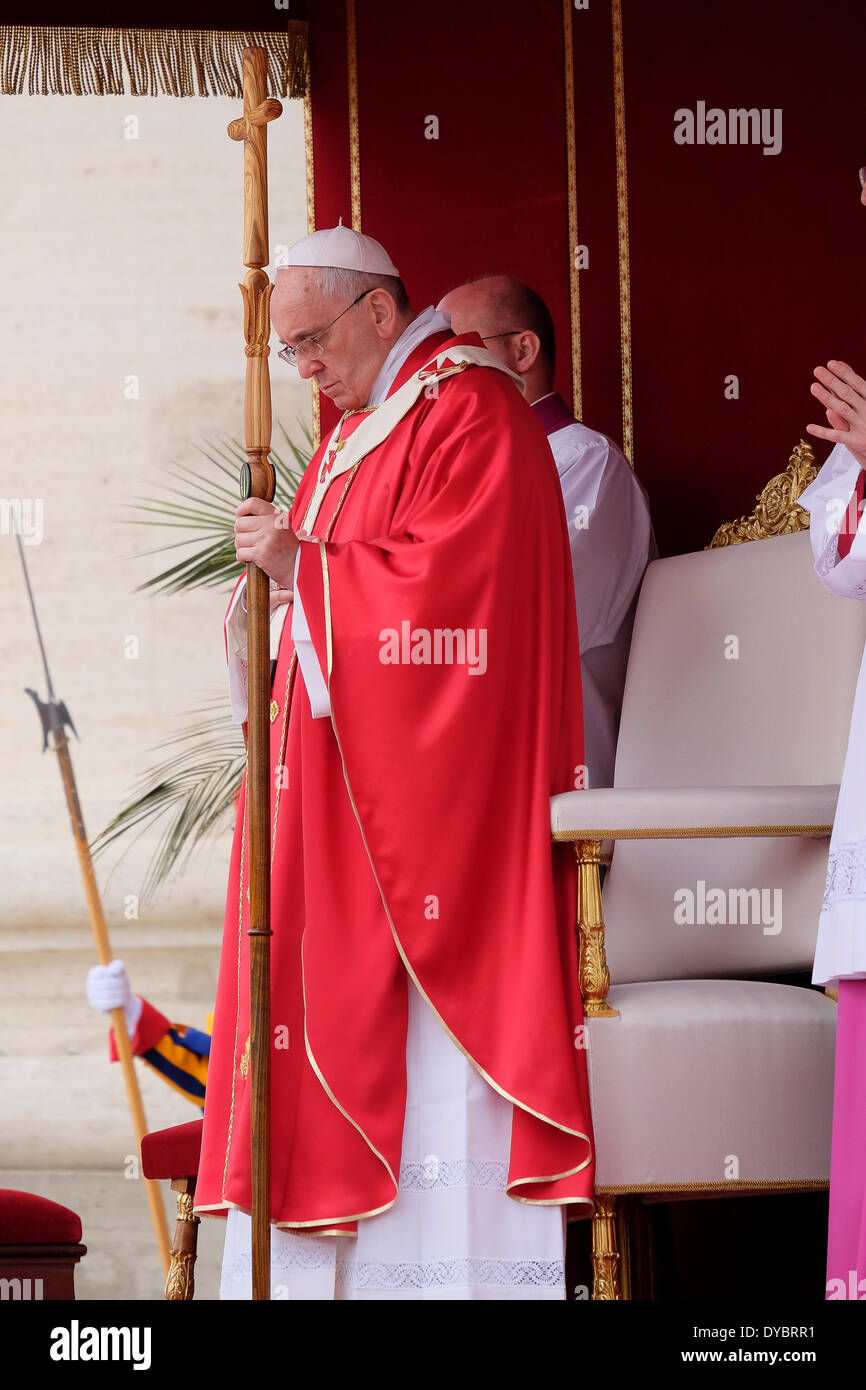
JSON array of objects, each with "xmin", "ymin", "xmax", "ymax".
[{"xmin": 195, "ymin": 224, "xmax": 595, "ymax": 1300}]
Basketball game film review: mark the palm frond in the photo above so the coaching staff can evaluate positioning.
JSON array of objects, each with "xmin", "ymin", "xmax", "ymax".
[
  {"xmin": 93, "ymin": 417, "xmax": 312, "ymax": 899},
  {"xmin": 91, "ymin": 694, "xmax": 246, "ymax": 904},
  {"xmin": 123, "ymin": 421, "xmax": 312, "ymax": 597}
]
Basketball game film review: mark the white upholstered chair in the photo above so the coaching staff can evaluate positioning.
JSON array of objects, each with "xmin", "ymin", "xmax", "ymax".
[{"xmin": 551, "ymin": 446, "xmax": 866, "ymax": 1299}]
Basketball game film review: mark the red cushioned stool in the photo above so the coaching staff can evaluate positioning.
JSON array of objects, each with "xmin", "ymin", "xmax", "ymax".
[
  {"xmin": 141, "ymin": 1120, "xmax": 203, "ymax": 1301},
  {"xmin": 0, "ymin": 1190, "xmax": 87, "ymax": 1299}
]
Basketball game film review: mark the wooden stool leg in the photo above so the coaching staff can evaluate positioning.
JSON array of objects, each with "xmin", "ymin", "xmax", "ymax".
[
  {"xmin": 164, "ymin": 1178, "xmax": 200, "ymax": 1301},
  {"xmin": 592, "ymin": 1194, "xmax": 622, "ymax": 1300}
]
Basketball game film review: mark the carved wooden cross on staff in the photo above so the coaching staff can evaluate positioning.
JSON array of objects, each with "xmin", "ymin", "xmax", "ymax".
[{"xmin": 227, "ymin": 45, "xmax": 283, "ymax": 1303}]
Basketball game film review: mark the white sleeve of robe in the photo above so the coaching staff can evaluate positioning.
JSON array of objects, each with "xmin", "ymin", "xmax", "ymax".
[
  {"xmin": 799, "ymin": 442, "xmax": 866, "ymax": 984},
  {"xmin": 799, "ymin": 441, "xmax": 866, "ymax": 600},
  {"xmin": 224, "ymin": 577, "xmax": 250, "ymax": 725},
  {"xmin": 551, "ymin": 427, "xmax": 655, "ymax": 787},
  {"xmin": 555, "ymin": 430, "xmax": 654, "ymax": 654},
  {"xmin": 291, "ymin": 542, "xmax": 331, "ymax": 718},
  {"xmin": 224, "ymin": 544, "xmax": 330, "ymax": 724}
]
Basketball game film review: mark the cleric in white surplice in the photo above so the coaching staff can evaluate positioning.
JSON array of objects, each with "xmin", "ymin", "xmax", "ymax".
[
  {"xmin": 439, "ymin": 275, "xmax": 655, "ymax": 788},
  {"xmin": 799, "ymin": 356, "xmax": 866, "ymax": 1297}
]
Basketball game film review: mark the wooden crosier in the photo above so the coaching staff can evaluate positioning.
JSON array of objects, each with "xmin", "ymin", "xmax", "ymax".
[{"xmin": 227, "ymin": 45, "xmax": 282, "ymax": 1303}]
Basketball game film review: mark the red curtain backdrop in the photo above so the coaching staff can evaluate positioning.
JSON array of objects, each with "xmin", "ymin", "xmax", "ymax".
[
  {"xmin": 622, "ymin": 0, "xmax": 866, "ymax": 556},
  {"xmin": 304, "ymin": 0, "xmax": 866, "ymax": 556}
]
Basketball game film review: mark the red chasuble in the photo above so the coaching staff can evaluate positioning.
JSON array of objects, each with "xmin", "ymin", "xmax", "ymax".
[{"xmin": 195, "ymin": 329, "xmax": 595, "ymax": 1232}]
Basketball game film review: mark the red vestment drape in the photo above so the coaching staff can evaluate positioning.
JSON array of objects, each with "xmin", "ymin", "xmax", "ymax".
[{"xmin": 196, "ymin": 330, "xmax": 595, "ymax": 1230}]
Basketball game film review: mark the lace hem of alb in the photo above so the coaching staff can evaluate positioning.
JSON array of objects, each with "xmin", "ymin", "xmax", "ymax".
[
  {"xmin": 815, "ymin": 534, "xmax": 840, "ymax": 582},
  {"xmin": 336, "ymin": 1257, "xmax": 565, "ymax": 1290},
  {"xmin": 398, "ymin": 1158, "xmax": 509, "ymax": 1190},
  {"xmin": 816, "ymin": 533, "xmax": 866, "ymax": 596},
  {"xmin": 225, "ymin": 1246, "xmax": 334, "ymax": 1278},
  {"xmin": 823, "ymin": 845, "xmax": 866, "ymax": 906},
  {"xmin": 223, "ymin": 1250, "xmax": 565, "ymax": 1291}
]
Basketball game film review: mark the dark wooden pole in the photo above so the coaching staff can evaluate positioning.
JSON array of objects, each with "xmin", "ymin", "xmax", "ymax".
[{"xmin": 227, "ymin": 45, "xmax": 282, "ymax": 1302}]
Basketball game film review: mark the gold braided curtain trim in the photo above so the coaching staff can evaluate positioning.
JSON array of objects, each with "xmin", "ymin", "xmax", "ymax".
[
  {"xmin": 561, "ymin": 0, "xmax": 582, "ymax": 421},
  {"xmin": 610, "ymin": 0, "xmax": 634, "ymax": 465},
  {"xmin": 0, "ymin": 25, "xmax": 309, "ymax": 97},
  {"xmin": 346, "ymin": 0, "xmax": 362, "ymax": 231}
]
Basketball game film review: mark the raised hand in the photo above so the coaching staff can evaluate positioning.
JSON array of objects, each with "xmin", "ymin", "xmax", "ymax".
[{"xmin": 808, "ymin": 361, "xmax": 866, "ymax": 468}]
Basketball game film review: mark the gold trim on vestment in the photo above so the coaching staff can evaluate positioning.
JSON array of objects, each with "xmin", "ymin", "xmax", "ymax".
[
  {"xmin": 221, "ymin": 653, "xmax": 295, "ymax": 1205},
  {"xmin": 610, "ymin": 0, "xmax": 634, "ymax": 464},
  {"xmin": 302, "ymin": 410, "xmax": 377, "ymax": 532},
  {"xmin": 291, "ymin": 546, "xmax": 402, "ymax": 1217},
  {"xmin": 194, "ymin": 1196, "xmax": 388, "ymax": 1231},
  {"xmin": 311, "ymin": 384, "xmax": 322, "ymax": 455},
  {"xmin": 552, "ymin": 822, "xmax": 833, "ymax": 842},
  {"xmin": 508, "ymin": 1185, "xmax": 595, "ymax": 1210},
  {"xmin": 562, "ymin": 0, "xmax": 582, "ymax": 420},
  {"xmin": 300, "ymin": 933, "xmax": 400, "ymax": 1195},
  {"xmin": 319, "ymin": 541, "xmax": 594, "ymax": 1202},
  {"xmin": 286, "ymin": 1228, "xmax": 357, "ymax": 1238},
  {"xmin": 512, "ymin": 1194, "xmax": 596, "ymax": 1211},
  {"xmin": 301, "ymin": 351, "xmax": 514, "ymax": 534},
  {"xmin": 346, "ymin": 0, "xmax": 362, "ymax": 231},
  {"xmin": 215, "ymin": 460, "xmax": 387, "ymax": 1228},
  {"xmin": 271, "ymin": 655, "xmax": 297, "ymax": 863},
  {"xmin": 320, "ymin": 544, "xmax": 334, "ymax": 677},
  {"xmin": 508, "ymin": 1165, "xmax": 592, "ymax": 1191},
  {"xmin": 279, "ymin": 1225, "xmax": 356, "ymax": 1238},
  {"xmin": 221, "ymin": 755, "xmax": 249, "ymax": 1203}
]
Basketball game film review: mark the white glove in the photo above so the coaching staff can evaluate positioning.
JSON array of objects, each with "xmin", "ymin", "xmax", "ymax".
[{"xmin": 86, "ymin": 960, "xmax": 143, "ymax": 1038}]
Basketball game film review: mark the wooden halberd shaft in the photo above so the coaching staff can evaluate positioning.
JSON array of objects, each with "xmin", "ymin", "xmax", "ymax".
[
  {"xmin": 54, "ymin": 731, "xmax": 172, "ymax": 1277},
  {"xmin": 17, "ymin": 530, "xmax": 171, "ymax": 1277}
]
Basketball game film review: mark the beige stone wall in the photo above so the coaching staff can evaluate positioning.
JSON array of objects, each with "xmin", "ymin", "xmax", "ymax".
[{"xmin": 0, "ymin": 91, "xmax": 310, "ymax": 1299}]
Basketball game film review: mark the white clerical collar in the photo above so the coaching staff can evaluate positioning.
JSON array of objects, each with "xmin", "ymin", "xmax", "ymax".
[
  {"xmin": 530, "ymin": 391, "xmax": 555, "ymax": 407},
  {"xmin": 366, "ymin": 305, "xmax": 452, "ymax": 406}
]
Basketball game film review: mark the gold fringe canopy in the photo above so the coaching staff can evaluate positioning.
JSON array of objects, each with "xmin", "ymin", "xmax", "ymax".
[{"xmin": 0, "ymin": 24, "xmax": 309, "ymax": 98}]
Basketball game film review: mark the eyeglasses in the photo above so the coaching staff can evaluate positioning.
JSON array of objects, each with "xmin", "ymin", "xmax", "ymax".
[
  {"xmin": 278, "ymin": 289, "xmax": 373, "ymax": 366},
  {"xmin": 481, "ymin": 331, "xmax": 522, "ymax": 342}
]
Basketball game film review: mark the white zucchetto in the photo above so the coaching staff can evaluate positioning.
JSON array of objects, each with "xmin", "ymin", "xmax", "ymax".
[{"xmin": 279, "ymin": 219, "xmax": 400, "ymax": 276}]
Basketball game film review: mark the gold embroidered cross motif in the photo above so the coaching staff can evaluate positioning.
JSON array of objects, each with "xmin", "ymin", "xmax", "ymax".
[
  {"xmin": 315, "ymin": 405, "xmax": 377, "ymax": 488},
  {"xmin": 318, "ymin": 437, "xmax": 346, "ymax": 485},
  {"xmin": 240, "ymin": 1036, "xmax": 251, "ymax": 1078},
  {"xmin": 417, "ymin": 357, "xmax": 469, "ymax": 383}
]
